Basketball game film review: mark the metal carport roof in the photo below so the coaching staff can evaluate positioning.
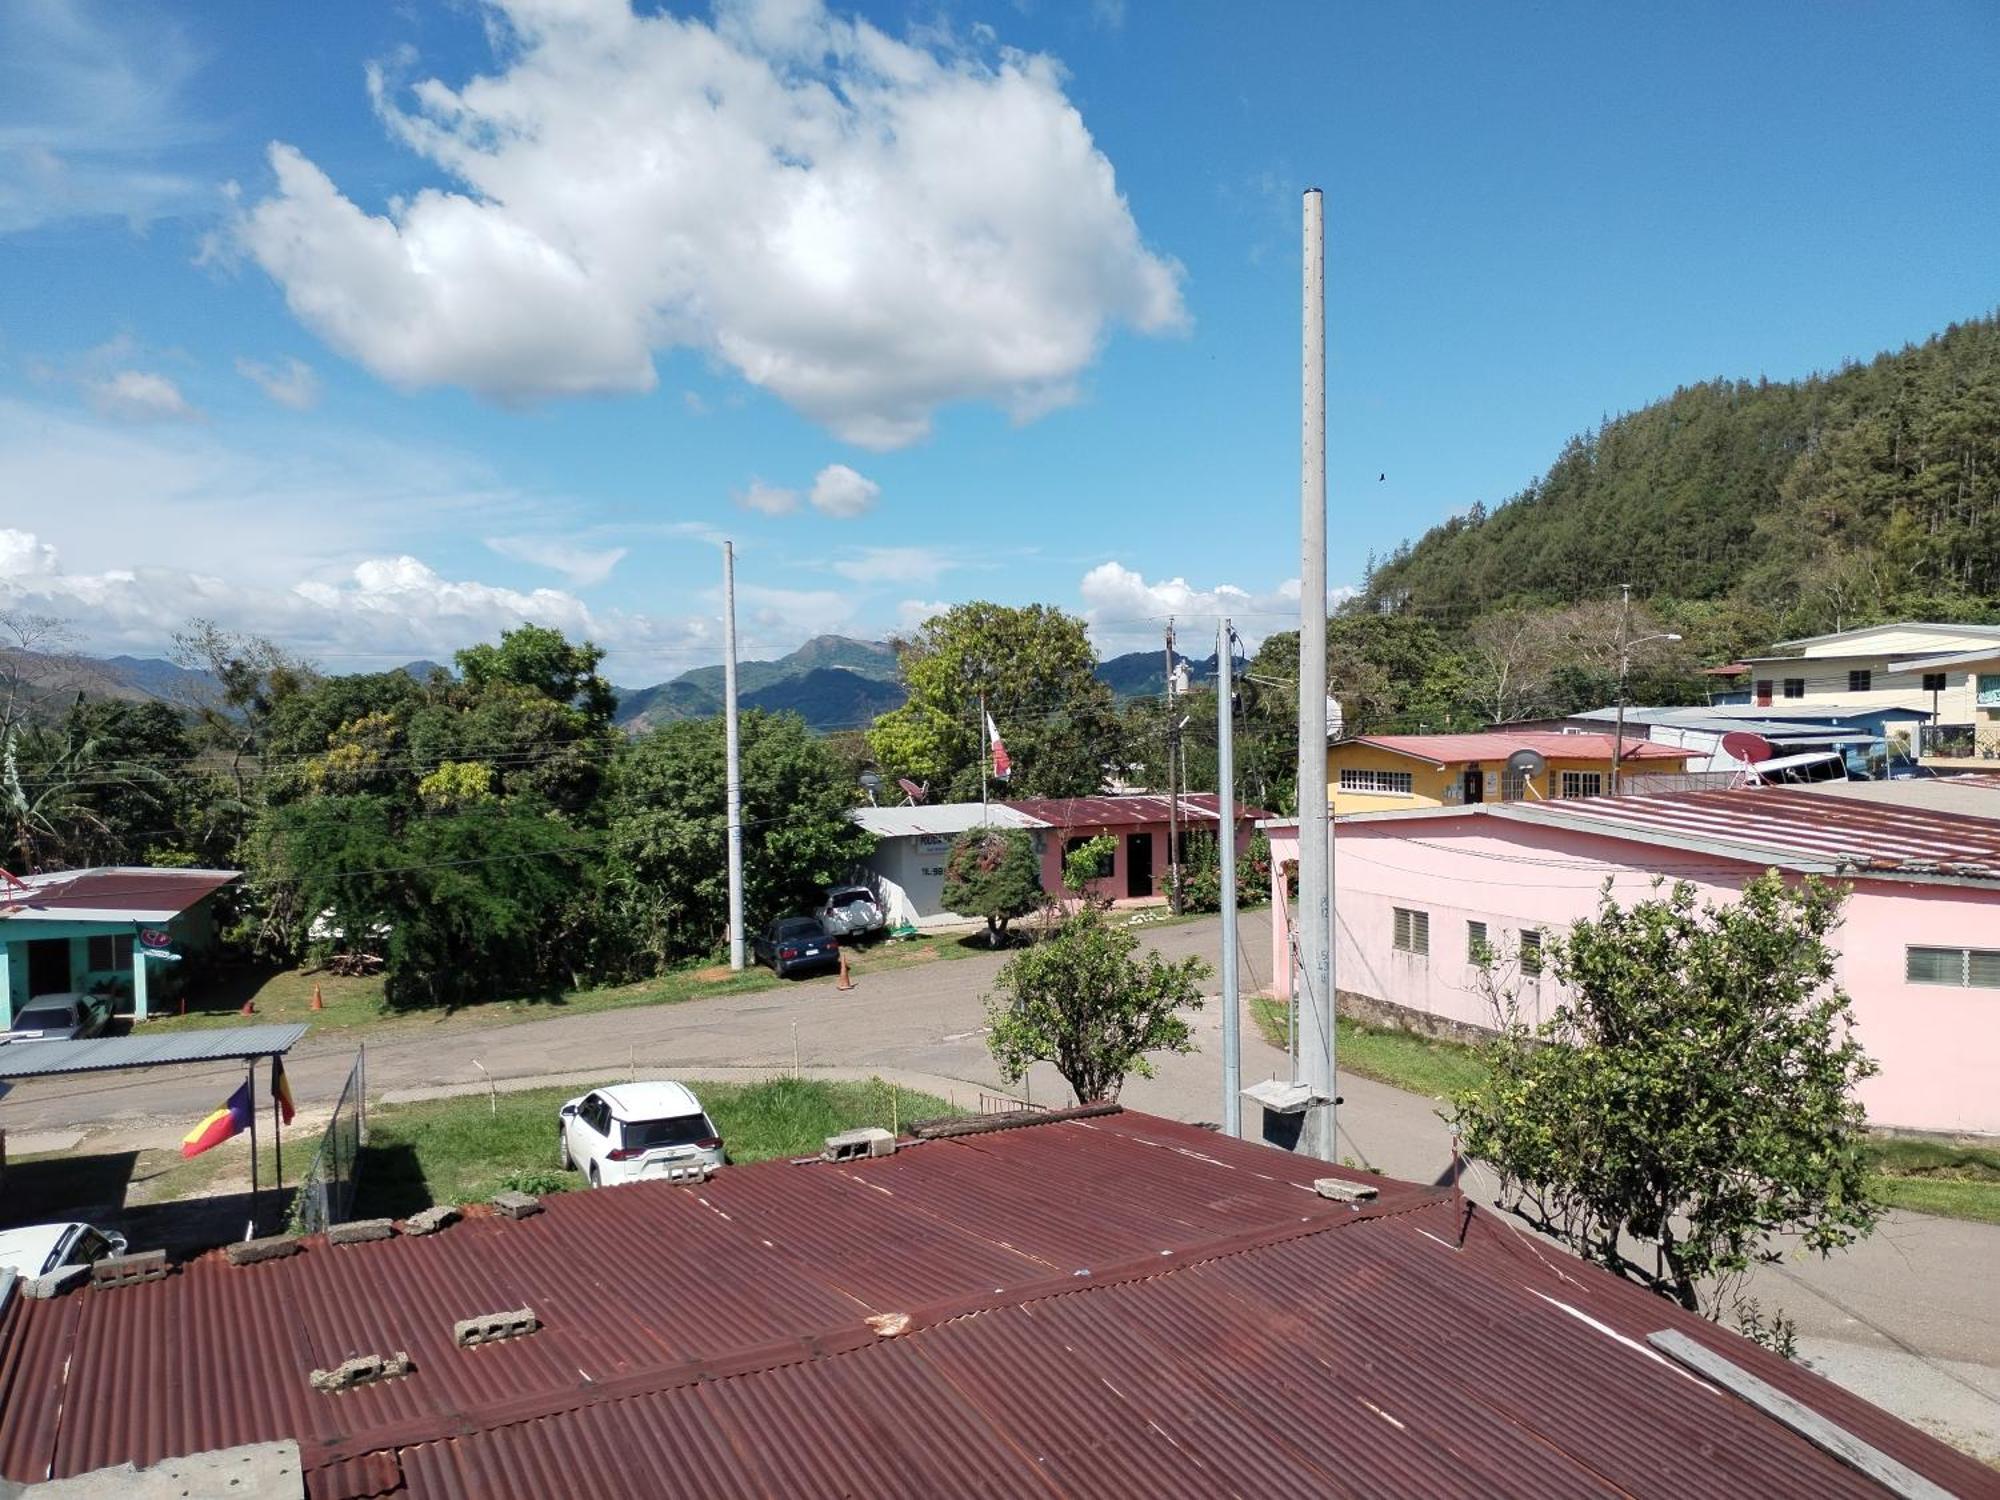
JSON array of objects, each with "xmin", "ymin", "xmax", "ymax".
[{"xmin": 0, "ymin": 1025, "xmax": 308, "ymax": 1080}]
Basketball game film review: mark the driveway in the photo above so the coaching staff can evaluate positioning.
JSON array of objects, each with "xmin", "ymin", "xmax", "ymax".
[{"xmin": 4, "ymin": 908, "xmax": 1995, "ymax": 1455}]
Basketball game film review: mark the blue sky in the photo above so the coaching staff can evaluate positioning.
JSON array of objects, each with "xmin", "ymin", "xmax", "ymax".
[{"xmin": 2, "ymin": 0, "xmax": 1995, "ymax": 683}]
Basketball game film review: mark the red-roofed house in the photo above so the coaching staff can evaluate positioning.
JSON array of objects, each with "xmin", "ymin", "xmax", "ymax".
[
  {"xmin": 0, "ymin": 866, "xmax": 239, "ymax": 1026},
  {"xmin": 1327, "ymin": 731, "xmax": 1695, "ymax": 815},
  {"xmin": 1003, "ymin": 793, "xmax": 1263, "ymax": 904}
]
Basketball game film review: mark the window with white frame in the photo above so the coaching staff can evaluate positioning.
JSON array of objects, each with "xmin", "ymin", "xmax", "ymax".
[
  {"xmin": 1340, "ymin": 768, "xmax": 1414, "ymax": 796},
  {"xmin": 1519, "ymin": 928, "xmax": 1544, "ymax": 977},
  {"xmin": 1393, "ymin": 907, "xmax": 1429, "ymax": 957},
  {"xmin": 1906, "ymin": 946, "xmax": 2000, "ymax": 989},
  {"xmin": 1559, "ymin": 771, "xmax": 1602, "ymax": 799}
]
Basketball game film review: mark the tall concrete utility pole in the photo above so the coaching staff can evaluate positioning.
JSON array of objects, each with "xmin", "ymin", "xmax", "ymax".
[
  {"xmin": 1612, "ymin": 582, "xmax": 1631, "ymax": 796},
  {"xmin": 724, "ymin": 541, "xmax": 746, "ymax": 971},
  {"xmin": 1295, "ymin": 187, "xmax": 1336, "ymax": 1160},
  {"xmin": 1164, "ymin": 619, "xmax": 1181, "ymax": 912},
  {"xmin": 1217, "ymin": 617, "xmax": 1241, "ymax": 1137}
]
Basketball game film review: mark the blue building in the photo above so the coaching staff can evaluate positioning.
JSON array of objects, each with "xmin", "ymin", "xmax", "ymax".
[{"xmin": 0, "ymin": 867, "xmax": 240, "ymax": 1027}]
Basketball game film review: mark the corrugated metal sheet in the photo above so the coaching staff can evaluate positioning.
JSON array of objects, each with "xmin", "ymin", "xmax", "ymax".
[
  {"xmin": 1352, "ymin": 731, "xmax": 1693, "ymax": 766},
  {"xmin": 1, "ymin": 867, "xmax": 239, "ymax": 922},
  {"xmin": 1503, "ymin": 784, "xmax": 2000, "ymax": 878},
  {"xmin": 1, "ymin": 1111, "xmax": 1990, "ymax": 1499},
  {"xmin": 848, "ymin": 804, "xmax": 1047, "ymax": 838},
  {"xmin": 1001, "ymin": 793, "xmax": 1267, "ymax": 830},
  {"xmin": 0, "ymin": 1025, "xmax": 309, "ymax": 1079}
]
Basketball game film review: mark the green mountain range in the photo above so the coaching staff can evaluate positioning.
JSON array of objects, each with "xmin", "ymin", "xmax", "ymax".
[
  {"xmin": 613, "ymin": 635, "xmax": 903, "ymax": 733},
  {"xmin": 1363, "ymin": 314, "xmax": 2000, "ymax": 644}
]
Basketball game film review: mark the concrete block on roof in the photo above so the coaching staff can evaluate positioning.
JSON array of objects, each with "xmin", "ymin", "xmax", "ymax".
[
  {"xmin": 309, "ymin": 1352, "xmax": 412, "ymax": 1394},
  {"xmin": 1313, "ymin": 1177, "xmax": 1380, "ymax": 1204},
  {"xmin": 326, "ymin": 1218, "xmax": 395, "ymax": 1246},
  {"xmin": 18, "ymin": 1439, "xmax": 303, "ymax": 1498},
  {"xmin": 26, "ymin": 1263, "xmax": 92, "ymax": 1299},
  {"xmin": 454, "ymin": 1307, "xmax": 539, "ymax": 1348},
  {"xmin": 823, "ymin": 1126, "xmax": 896, "ymax": 1162},
  {"xmin": 89, "ymin": 1249, "xmax": 166, "ymax": 1289},
  {"xmin": 402, "ymin": 1204, "xmax": 460, "ymax": 1236},
  {"xmin": 489, "ymin": 1190, "xmax": 544, "ymax": 1220},
  {"xmin": 227, "ymin": 1234, "xmax": 303, "ymax": 1267}
]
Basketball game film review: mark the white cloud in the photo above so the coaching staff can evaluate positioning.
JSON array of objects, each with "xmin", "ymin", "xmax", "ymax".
[
  {"xmin": 733, "ymin": 582, "xmax": 857, "ymax": 641},
  {"xmin": 84, "ymin": 370, "xmax": 200, "ymax": 422},
  {"xmin": 0, "ymin": 2, "xmax": 210, "ymax": 233},
  {"xmin": 485, "ymin": 534, "xmax": 628, "ymax": 587},
  {"xmin": 233, "ymin": 0, "xmax": 1185, "ymax": 446},
  {"xmin": 0, "ymin": 528, "xmax": 59, "ymax": 577},
  {"xmin": 831, "ymin": 546, "xmax": 955, "ymax": 586},
  {"xmin": 737, "ymin": 479, "xmax": 799, "ymax": 516},
  {"xmin": 1078, "ymin": 561, "xmax": 1357, "ymax": 653},
  {"xmin": 809, "ymin": 463, "xmax": 879, "ymax": 518},
  {"xmin": 895, "ymin": 598, "xmax": 949, "ymax": 633},
  {"xmin": 0, "ymin": 527, "xmax": 722, "ymax": 682},
  {"xmin": 235, "ymin": 355, "xmax": 321, "ymax": 410}
]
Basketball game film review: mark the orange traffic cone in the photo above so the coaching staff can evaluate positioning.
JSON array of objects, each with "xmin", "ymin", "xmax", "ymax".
[
  {"xmin": 310, "ymin": 983, "xmax": 325, "ymax": 1012},
  {"xmin": 240, "ymin": 998, "xmax": 257, "ymax": 1016},
  {"xmin": 836, "ymin": 946, "xmax": 855, "ymax": 992}
]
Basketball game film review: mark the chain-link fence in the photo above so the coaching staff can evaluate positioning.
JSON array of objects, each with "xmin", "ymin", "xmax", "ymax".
[{"xmin": 290, "ymin": 1046, "xmax": 366, "ymax": 1234}]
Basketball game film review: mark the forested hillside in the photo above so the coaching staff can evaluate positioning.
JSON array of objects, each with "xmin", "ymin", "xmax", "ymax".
[{"xmin": 1364, "ymin": 315, "xmax": 2000, "ymax": 645}]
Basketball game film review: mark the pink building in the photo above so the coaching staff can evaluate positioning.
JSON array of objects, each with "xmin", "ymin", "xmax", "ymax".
[
  {"xmin": 1264, "ymin": 786, "xmax": 2000, "ymax": 1136},
  {"xmin": 1004, "ymin": 794, "xmax": 1263, "ymax": 906}
]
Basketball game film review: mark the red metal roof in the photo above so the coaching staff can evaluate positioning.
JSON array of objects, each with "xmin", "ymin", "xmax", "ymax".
[
  {"xmin": 0, "ymin": 1110, "xmax": 1986, "ymax": 1497},
  {"xmin": 4, "ymin": 867, "xmax": 239, "ymax": 921},
  {"xmin": 1351, "ymin": 731, "xmax": 1694, "ymax": 767},
  {"xmin": 1504, "ymin": 784, "xmax": 2000, "ymax": 880},
  {"xmin": 1002, "ymin": 793, "xmax": 1266, "ymax": 829}
]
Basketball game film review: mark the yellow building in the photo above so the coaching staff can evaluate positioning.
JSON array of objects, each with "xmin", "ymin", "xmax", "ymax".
[{"xmin": 1327, "ymin": 732, "xmax": 1696, "ymax": 816}]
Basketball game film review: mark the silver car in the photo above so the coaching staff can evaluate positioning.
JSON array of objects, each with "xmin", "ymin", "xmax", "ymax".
[
  {"xmin": 817, "ymin": 884, "xmax": 885, "ymax": 938},
  {"xmin": 8, "ymin": 992, "xmax": 110, "ymax": 1042}
]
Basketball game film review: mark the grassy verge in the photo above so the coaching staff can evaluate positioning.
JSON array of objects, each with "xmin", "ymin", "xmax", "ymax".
[
  {"xmin": 352, "ymin": 1076, "xmax": 959, "ymax": 1217},
  {"xmin": 1862, "ymin": 1138, "xmax": 2000, "ymax": 1225},
  {"xmin": 1250, "ymin": 996, "xmax": 1489, "ymax": 1100}
]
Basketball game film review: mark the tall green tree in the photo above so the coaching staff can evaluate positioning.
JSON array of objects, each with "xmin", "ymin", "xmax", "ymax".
[
  {"xmin": 986, "ymin": 907, "xmax": 1210, "ymax": 1104},
  {"xmin": 941, "ymin": 827, "xmax": 1044, "ymax": 947},
  {"xmin": 605, "ymin": 710, "xmax": 873, "ymax": 969},
  {"xmin": 867, "ymin": 602, "xmax": 1123, "ymax": 799},
  {"xmin": 1451, "ymin": 874, "xmax": 1880, "ymax": 1315}
]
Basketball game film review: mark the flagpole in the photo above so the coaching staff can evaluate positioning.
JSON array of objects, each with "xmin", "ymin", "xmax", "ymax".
[
  {"xmin": 245, "ymin": 1059, "xmax": 260, "ymax": 1234},
  {"xmin": 271, "ymin": 1057, "xmax": 283, "ymax": 1194}
]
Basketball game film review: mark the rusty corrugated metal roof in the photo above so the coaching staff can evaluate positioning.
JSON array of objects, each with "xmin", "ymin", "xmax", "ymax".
[
  {"xmin": 1350, "ymin": 731, "xmax": 1694, "ymax": 767},
  {"xmin": 1499, "ymin": 784, "xmax": 2000, "ymax": 880},
  {"xmin": 1002, "ymin": 793, "xmax": 1267, "ymax": 829},
  {"xmin": 0, "ymin": 1111, "xmax": 1988, "ymax": 1498}
]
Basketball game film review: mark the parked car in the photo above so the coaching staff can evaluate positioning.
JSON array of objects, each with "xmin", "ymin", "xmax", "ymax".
[
  {"xmin": 0, "ymin": 1221, "xmax": 127, "ymax": 1279},
  {"xmin": 8, "ymin": 992, "xmax": 110, "ymax": 1043},
  {"xmin": 558, "ymin": 1082, "xmax": 724, "ymax": 1188},
  {"xmin": 752, "ymin": 915, "xmax": 840, "ymax": 978},
  {"xmin": 817, "ymin": 884, "xmax": 885, "ymax": 939}
]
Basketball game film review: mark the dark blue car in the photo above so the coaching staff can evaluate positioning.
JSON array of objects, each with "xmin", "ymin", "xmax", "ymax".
[{"xmin": 752, "ymin": 916, "xmax": 840, "ymax": 979}]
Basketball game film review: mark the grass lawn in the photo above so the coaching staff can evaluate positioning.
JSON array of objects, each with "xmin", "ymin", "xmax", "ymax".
[
  {"xmin": 1250, "ymin": 996, "xmax": 1489, "ymax": 1100},
  {"xmin": 351, "ymin": 1076, "xmax": 959, "ymax": 1218},
  {"xmin": 1862, "ymin": 1137, "xmax": 2000, "ymax": 1225}
]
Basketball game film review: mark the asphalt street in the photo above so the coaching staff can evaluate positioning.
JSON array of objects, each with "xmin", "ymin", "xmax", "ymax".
[{"xmin": 3, "ymin": 908, "xmax": 1995, "ymax": 1456}]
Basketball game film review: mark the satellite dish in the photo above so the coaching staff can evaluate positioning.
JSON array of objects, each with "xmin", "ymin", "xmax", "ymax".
[
  {"xmin": 1505, "ymin": 748, "xmax": 1546, "ymax": 780},
  {"xmin": 1720, "ymin": 730, "xmax": 1773, "ymax": 765},
  {"xmin": 897, "ymin": 777, "xmax": 928, "ymax": 805}
]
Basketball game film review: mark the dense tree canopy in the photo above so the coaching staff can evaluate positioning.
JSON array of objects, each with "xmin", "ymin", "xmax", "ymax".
[
  {"xmin": 1365, "ymin": 316, "xmax": 2000, "ymax": 640},
  {"xmin": 868, "ymin": 602, "xmax": 1123, "ymax": 799}
]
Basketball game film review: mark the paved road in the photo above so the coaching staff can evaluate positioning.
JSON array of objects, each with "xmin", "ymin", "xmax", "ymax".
[{"xmin": 4, "ymin": 909, "xmax": 1996, "ymax": 1454}]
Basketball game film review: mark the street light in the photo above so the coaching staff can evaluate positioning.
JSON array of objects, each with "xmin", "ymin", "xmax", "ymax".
[{"xmin": 1611, "ymin": 623, "xmax": 1683, "ymax": 795}]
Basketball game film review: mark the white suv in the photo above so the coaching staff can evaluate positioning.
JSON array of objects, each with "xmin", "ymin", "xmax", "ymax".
[
  {"xmin": 558, "ymin": 1082, "xmax": 724, "ymax": 1188},
  {"xmin": 0, "ymin": 1221, "xmax": 127, "ymax": 1279}
]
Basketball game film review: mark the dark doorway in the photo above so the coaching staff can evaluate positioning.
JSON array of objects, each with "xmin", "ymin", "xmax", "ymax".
[
  {"xmin": 1461, "ymin": 767, "xmax": 1484, "ymax": 805},
  {"xmin": 1126, "ymin": 832, "xmax": 1154, "ymax": 898},
  {"xmin": 27, "ymin": 938, "xmax": 71, "ymax": 996}
]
